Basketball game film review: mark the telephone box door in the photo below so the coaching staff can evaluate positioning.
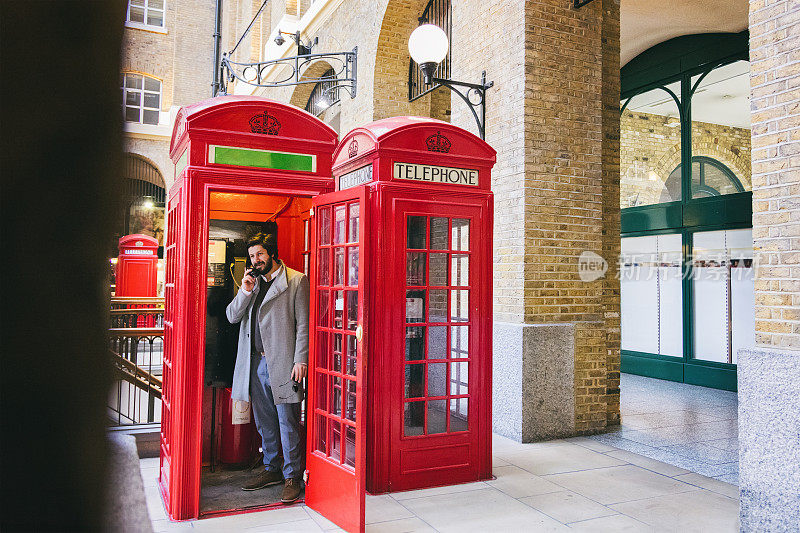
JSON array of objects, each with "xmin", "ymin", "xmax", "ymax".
[{"xmin": 305, "ymin": 188, "xmax": 367, "ymax": 533}]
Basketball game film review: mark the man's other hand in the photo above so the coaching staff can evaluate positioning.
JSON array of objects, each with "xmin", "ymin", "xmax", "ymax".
[
  {"xmin": 291, "ymin": 363, "xmax": 307, "ymax": 382},
  {"xmin": 242, "ymin": 272, "xmax": 255, "ymax": 292}
]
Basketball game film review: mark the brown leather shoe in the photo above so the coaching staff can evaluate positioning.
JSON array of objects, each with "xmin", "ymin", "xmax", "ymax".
[
  {"xmin": 280, "ymin": 477, "xmax": 303, "ymax": 503},
  {"xmin": 241, "ymin": 469, "xmax": 283, "ymax": 491}
]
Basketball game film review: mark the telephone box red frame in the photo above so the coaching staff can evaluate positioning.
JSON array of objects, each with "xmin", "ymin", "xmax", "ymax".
[
  {"xmin": 327, "ymin": 118, "xmax": 496, "ymax": 493},
  {"xmin": 162, "ymin": 96, "xmax": 339, "ymax": 521}
]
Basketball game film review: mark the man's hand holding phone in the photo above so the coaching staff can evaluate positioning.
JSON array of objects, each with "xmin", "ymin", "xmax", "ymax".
[{"xmin": 242, "ymin": 271, "xmax": 256, "ymax": 292}]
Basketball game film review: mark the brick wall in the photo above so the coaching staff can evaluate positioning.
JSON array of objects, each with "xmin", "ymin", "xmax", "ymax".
[
  {"xmin": 601, "ymin": 0, "xmax": 621, "ymax": 427},
  {"xmin": 749, "ymin": 0, "xmax": 800, "ymax": 349},
  {"xmin": 621, "ymin": 110, "xmax": 752, "ymax": 208}
]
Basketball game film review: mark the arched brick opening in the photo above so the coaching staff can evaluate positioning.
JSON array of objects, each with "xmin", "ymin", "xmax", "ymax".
[{"xmin": 373, "ymin": 0, "xmax": 444, "ymax": 121}]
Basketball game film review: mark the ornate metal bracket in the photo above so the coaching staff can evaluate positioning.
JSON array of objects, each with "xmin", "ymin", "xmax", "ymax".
[
  {"xmin": 428, "ymin": 71, "xmax": 493, "ymax": 140},
  {"xmin": 573, "ymin": 0, "xmax": 598, "ymax": 7},
  {"xmin": 218, "ymin": 47, "xmax": 357, "ymax": 98}
]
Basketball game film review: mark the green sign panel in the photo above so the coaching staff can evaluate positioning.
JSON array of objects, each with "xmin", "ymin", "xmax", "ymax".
[{"xmin": 209, "ymin": 145, "xmax": 316, "ymax": 172}]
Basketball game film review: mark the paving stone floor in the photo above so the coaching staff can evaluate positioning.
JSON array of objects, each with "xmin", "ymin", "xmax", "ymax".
[
  {"xmin": 142, "ymin": 374, "xmax": 740, "ymax": 532},
  {"xmin": 587, "ymin": 374, "xmax": 739, "ymax": 485}
]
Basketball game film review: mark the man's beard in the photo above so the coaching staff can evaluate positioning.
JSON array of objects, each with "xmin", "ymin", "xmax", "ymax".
[{"xmin": 252, "ymin": 257, "xmax": 272, "ymax": 275}]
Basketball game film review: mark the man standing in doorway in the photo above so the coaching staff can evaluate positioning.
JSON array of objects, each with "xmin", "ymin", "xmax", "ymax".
[{"xmin": 226, "ymin": 228, "xmax": 309, "ymax": 503}]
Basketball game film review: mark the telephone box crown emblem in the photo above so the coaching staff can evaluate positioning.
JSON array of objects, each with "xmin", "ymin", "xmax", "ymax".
[
  {"xmin": 425, "ymin": 131, "xmax": 451, "ymax": 153},
  {"xmin": 249, "ymin": 110, "xmax": 281, "ymax": 135},
  {"xmin": 348, "ymin": 138, "xmax": 359, "ymax": 158}
]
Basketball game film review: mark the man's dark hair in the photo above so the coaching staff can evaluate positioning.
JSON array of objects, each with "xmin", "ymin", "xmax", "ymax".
[{"xmin": 247, "ymin": 231, "xmax": 279, "ymax": 260}]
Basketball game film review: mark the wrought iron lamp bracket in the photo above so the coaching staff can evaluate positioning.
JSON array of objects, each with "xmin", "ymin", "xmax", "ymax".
[
  {"xmin": 429, "ymin": 71, "xmax": 493, "ymax": 140},
  {"xmin": 219, "ymin": 47, "xmax": 357, "ymax": 98},
  {"xmin": 573, "ymin": 0, "xmax": 598, "ymax": 8}
]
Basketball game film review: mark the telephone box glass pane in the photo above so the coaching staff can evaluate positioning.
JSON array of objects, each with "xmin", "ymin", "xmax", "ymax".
[
  {"xmin": 427, "ymin": 363, "xmax": 447, "ymax": 397},
  {"xmin": 345, "ymin": 425, "xmax": 356, "ymax": 467},
  {"xmin": 451, "ymin": 255, "xmax": 469, "ymax": 286},
  {"xmin": 450, "ymin": 290, "xmax": 469, "ymax": 322},
  {"xmin": 406, "ymin": 290, "xmax": 425, "ymax": 323},
  {"xmin": 318, "ymin": 249, "xmax": 330, "ymax": 285},
  {"xmin": 332, "ymin": 376, "xmax": 342, "ymax": 416},
  {"xmin": 332, "ymin": 333, "xmax": 342, "ymax": 372},
  {"xmin": 346, "ymin": 335, "xmax": 357, "ymax": 375},
  {"xmin": 428, "ymin": 326, "xmax": 446, "ymax": 359},
  {"xmin": 330, "ymin": 420, "xmax": 342, "ymax": 461},
  {"xmin": 430, "ymin": 217, "xmax": 449, "ymax": 250},
  {"xmin": 407, "ymin": 216, "xmax": 427, "ymax": 249},
  {"xmin": 348, "ymin": 248, "xmax": 359, "ymax": 286},
  {"xmin": 404, "ymin": 401, "xmax": 424, "ymax": 436},
  {"xmin": 452, "ymin": 219, "xmax": 470, "ymax": 250},
  {"xmin": 405, "ymin": 364, "xmax": 424, "ymax": 398},
  {"xmin": 406, "ymin": 252, "xmax": 426, "ymax": 285},
  {"xmin": 451, "ymin": 326, "xmax": 468, "ymax": 358},
  {"xmin": 450, "ymin": 361, "xmax": 468, "ymax": 395},
  {"xmin": 334, "ymin": 205, "xmax": 346, "ymax": 244},
  {"xmin": 428, "ymin": 400, "xmax": 447, "ymax": 434},
  {"xmin": 334, "ymin": 291, "xmax": 344, "ymax": 328},
  {"xmin": 429, "ymin": 253, "xmax": 448, "ymax": 286},
  {"xmin": 316, "ymin": 414, "xmax": 327, "ymax": 453},
  {"xmin": 317, "ymin": 331, "xmax": 329, "ymax": 369},
  {"xmin": 429, "ymin": 289, "xmax": 447, "ymax": 322},
  {"xmin": 405, "ymin": 327, "xmax": 425, "ymax": 361},
  {"xmin": 319, "ymin": 207, "xmax": 331, "ymax": 245},
  {"xmin": 345, "ymin": 379, "xmax": 356, "ymax": 421},
  {"xmin": 316, "ymin": 372, "xmax": 328, "ymax": 411},
  {"xmin": 346, "ymin": 291, "xmax": 358, "ymax": 330},
  {"xmin": 348, "ymin": 203, "xmax": 359, "ymax": 243},
  {"xmin": 334, "ymin": 248, "xmax": 345, "ymax": 286},
  {"xmin": 450, "ymin": 399, "xmax": 468, "ymax": 432},
  {"xmin": 318, "ymin": 291, "xmax": 330, "ymax": 328}
]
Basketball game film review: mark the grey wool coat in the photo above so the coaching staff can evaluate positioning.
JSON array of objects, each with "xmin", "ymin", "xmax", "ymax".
[{"xmin": 226, "ymin": 262, "xmax": 310, "ymax": 404}]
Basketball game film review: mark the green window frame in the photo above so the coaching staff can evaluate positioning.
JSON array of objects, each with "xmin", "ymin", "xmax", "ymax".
[{"xmin": 619, "ymin": 32, "xmax": 751, "ymax": 391}]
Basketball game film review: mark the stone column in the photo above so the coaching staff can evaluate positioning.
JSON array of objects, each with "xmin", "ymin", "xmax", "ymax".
[
  {"xmin": 452, "ymin": 0, "xmax": 621, "ymax": 441},
  {"xmin": 739, "ymin": 0, "xmax": 800, "ymax": 528}
]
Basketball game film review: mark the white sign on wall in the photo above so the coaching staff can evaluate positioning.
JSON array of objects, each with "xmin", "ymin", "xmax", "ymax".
[{"xmin": 393, "ymin": 162, "xmax": 478, "ymax": 186}]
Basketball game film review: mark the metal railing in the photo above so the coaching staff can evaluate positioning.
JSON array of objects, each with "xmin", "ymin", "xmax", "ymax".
[{"xmin": 108, "ymin": 298, "xmax": 164, "ymax": 427}]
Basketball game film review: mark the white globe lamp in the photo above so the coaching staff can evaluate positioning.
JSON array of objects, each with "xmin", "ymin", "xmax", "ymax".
[{"xmin": 408, "ymin": 24, "xmax": 449, "ymax": 84}]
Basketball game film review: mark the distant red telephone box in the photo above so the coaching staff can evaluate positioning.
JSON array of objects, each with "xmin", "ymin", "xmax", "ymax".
[
  {"xmin": 116, "ymin": 234, "xmax": 158, "ymax": 297},
  {"xmin": 163, "ymin": 97, "xmax": 495, "ymax": 532}
]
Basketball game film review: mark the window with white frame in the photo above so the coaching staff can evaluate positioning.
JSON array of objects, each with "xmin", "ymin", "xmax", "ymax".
[
  {"xmin": 127, "ymin": 0, "xmax": 165, "ymax": 28},
  {"xmin": 121, "ymin": 73, "xmax": 161, "ymax": 125}
]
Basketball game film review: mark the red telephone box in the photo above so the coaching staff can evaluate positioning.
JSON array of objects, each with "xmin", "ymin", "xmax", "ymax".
[
  {"xmin": 162, "ymin": 96, "xmax": 345, "ymax": 521},
  {"xmin": 116, "ymin": 234, "xmax": 158, "ymax": 296},
  {"xmin": 163, "ymin": 99, "xmax": 494, "ymax": 532},
  {"xmin": 305, "ymin": 117, "xmax": 496, "ymax": 517}
]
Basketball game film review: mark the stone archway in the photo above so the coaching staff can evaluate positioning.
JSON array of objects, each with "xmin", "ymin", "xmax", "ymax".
[{"xmin": 373, "ymin": 0, "xmax": 444, "ymax": 121}]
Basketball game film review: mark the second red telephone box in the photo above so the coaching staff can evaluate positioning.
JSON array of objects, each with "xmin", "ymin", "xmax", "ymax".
[{"xmin": 305, "ymin": 117, "xmax": 496, "ymax": 510}]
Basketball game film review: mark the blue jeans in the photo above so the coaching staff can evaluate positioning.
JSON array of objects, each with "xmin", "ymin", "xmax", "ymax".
[{"xmin": 249, "ymin": 354, "xmax": 304, "ymax": 479}]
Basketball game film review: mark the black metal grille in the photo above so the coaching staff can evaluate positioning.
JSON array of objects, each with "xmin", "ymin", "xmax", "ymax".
[
  {"xmin": 125, "ymin": 154, "xmax": 165, "ymax": 202},
  {"xmin": 305, "ymin": 68, "xmax": 340, "ymax": 117},
  {"xmin": 408, "ymin": 0, "xmax": 451, "ymax": 102},
  {"xmin": 113, "ymin": 155, "xmax": 166, "ymax": 250}
]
